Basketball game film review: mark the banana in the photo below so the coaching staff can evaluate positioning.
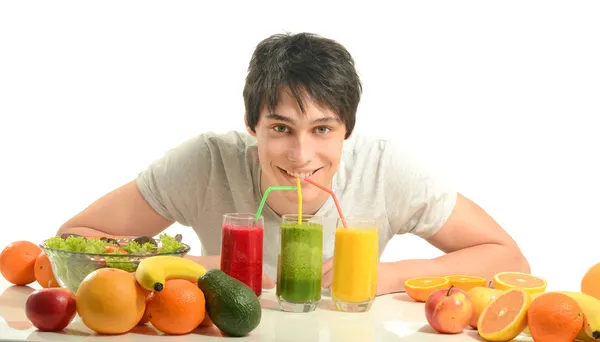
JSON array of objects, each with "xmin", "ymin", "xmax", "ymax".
[
  {"xmin": 554, "ymin": 291, "xmax": 600, "ymax": 342},
  {"xmin": 135, "ymin": 255, "xmax": 208, "ymax": 292}
]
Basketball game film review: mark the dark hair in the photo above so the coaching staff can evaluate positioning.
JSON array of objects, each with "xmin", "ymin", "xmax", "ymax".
[{"xmin": 243, "ymin": 32, "xmax": 362, "ymax": 139}]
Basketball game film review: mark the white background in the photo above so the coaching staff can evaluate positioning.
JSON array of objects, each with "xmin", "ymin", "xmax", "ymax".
[{"xmin": 1, "ymin": 1, "xmax": 598, "ymax": 293}]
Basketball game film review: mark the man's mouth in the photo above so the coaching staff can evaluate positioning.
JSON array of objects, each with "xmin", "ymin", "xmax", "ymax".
[{"xmin": 278, "ymin": 167, "xmax": 322, "ymax": 179}]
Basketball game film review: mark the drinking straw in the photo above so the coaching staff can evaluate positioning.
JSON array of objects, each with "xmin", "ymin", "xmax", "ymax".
[
  {"xmin": 304, "ymin": 178, "xmax": 347, "ymax": 228},
  {"xmin": 255, "ymin": 186, "xmax": 298, "ymax": 221},
  {"xmin": 296, "ymin": 177, "xmax": 302, "ymax": 223}
]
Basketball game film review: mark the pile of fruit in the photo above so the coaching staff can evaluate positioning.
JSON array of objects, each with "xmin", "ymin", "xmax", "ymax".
[
  {"xmin": 0, "ymin": 239, "xmax": 262, "ymax": 337},
  {"xmin": 404, "ymin": 269, "xmax": 600, "ymax": 342}
]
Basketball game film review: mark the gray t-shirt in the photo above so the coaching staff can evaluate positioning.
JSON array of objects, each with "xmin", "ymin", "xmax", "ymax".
[{"xmin": 136, "ymin": 130, "xmax": 457, "ymax": 280}]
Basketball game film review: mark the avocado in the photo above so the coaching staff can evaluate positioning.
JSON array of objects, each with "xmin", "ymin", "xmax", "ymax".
[{"xmin": 197, "ymin": 269, "xmax": 262, "ymax": 337}]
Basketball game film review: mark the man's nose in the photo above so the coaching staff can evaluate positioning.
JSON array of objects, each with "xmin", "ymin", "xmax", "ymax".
[{"xmin": 286, "ymin": 135, "xmax": 313, "ymax": 164}]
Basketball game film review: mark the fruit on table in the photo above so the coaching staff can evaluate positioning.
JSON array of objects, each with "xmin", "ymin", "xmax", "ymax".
[
  {"xmin": 492, "ymin": 271, "xmax": 547, "ymax": 295},
  {"xmin": 526, "ymin": 292, "xmax": 583, "ymax": 342},
  {"xmin": 198, "ymin": 269, "xmax": 261, "ymax": 337},
  {"xmin": 444, "ymin": 275, "xmax": 487, "ymax": 292},
  {"xmin": 552, "ymin": 291, "xmax": 600, "ymax": 341},
  {"xmin": 404, "ymin": 276, "xmax": 450, "ymax": 302},
  {"xmin": 76, "ymin": 268, "xmax": 146, "ymax": 335},
  {"xmin": 477, "ymin": 288, "xmax": 530, "ymax": 342},
  {"xmin": 146, "ymin": 279, "xmax": 206, "ymax": 335},
  {"xmin": 466, "ymin": 285, "xmax": 502, "ymax": 329},
  {"xmin": 25, "ymin": 288, "xmax": 77, "ymax": 332},
  {"xmin": 34, "ymin": 251, "xmax": 59, "ymax": 288},
  {"xmin": 581, "ymin": 262, "xmax": 600, "ymax": 300},
  {"xmin": 135, "ymin": 255, "xmax": 207, "ymax": 292},
  {"xmin": 0, "ymin": 241, "xmax": 42, "ymax": 285},
  {"xmin": 424, "ymin": 285, "xmax": 473, "ymax": 334}
]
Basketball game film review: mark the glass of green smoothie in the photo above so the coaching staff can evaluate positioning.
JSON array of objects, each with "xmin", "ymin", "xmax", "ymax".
[{"xmin": 276, "ymin": 214, "xmax": 323, "ymax": 312}]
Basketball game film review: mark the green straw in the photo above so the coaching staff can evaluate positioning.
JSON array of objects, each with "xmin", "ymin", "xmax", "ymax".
[{"xmin": 255, "ymin": 186, "xmax": 298, "ymax": 221}]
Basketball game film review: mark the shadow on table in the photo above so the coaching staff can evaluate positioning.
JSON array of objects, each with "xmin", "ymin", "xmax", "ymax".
[
  {"xmin": 27, "ymin": 328, "xmax": 92, "ymax": 341},
  {"xmin": 416, "ymin": 324, "xmax": 511, "ymax": 341},
  {"xmin": 392, "ymin": 293, "xmax": 419, "ymax": 303},
  {"xmin": 259, "ymin": 296, "xmax": 337, "ymax": 312},
  {"xmin": 259, "ymin": 297, "xmax": 280, "ymax": 311},
  {"xmin": 129, "ymin": 322, "xmax": 233, "ymax": 338},
  {"xmin": 0, "ymin": 285, "xmax": 35, "ymax": 330}
]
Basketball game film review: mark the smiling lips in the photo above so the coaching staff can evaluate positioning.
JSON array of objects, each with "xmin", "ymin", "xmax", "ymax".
[{"xmin": 279, "ymin": 167, "xmax": 321, "ymax": 179}]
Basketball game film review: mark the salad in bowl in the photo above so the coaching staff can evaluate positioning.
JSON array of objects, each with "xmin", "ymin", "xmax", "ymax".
[{"xmin": 40, "ymin": 233, "xmax": 190, "ymax": 293}]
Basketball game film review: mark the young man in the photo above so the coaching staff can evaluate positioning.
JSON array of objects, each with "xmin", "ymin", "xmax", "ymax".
[{"xmin": 57, "ymin": 32, "xmax": 530, "ymax": 295}]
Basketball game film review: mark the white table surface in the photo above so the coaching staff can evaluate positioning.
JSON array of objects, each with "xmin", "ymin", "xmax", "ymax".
[{"xmin": 0, "ymin": 277, "xmax": 535, "ymax": 342}]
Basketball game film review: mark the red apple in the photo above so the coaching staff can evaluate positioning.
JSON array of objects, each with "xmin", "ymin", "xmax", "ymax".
[
  {"xmin": 425, "ymin": 285, "xmax": 473, "ymax": 334},
  {"xmin": 25, "ymin": 287, "xmax": 77, "ymax": 331}
]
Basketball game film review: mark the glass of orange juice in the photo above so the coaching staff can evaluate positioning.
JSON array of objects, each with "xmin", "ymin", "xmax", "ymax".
[{"xmin": 331, "ymin": 217, "xmax": 379, "ymax": 313}]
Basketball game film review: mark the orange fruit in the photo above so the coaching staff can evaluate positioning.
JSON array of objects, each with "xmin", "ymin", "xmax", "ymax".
[
  {"xmin": 477, "ymin": 288, "xmax": 531, "ymax": 341},
  {"xmin": 581, "ymin": 262, "xmax": 600, "ymax": 300},
  {"xmin": 34, "ymin": 251, "xmax": 59, "ymax": 288},
  {"xmin": 146, "ymin": 279, "xmax": 206, "ymax": 335},
  {"xmin": 76, "ymin": 268, "xmax": 146, "ymax": 335},
  {"xmin": 444, "ymin": 275, "xmax": 487, "ymax": 292},
  {"xmin": 492, "ymin": 271, "xmax": 547, "ymax": 295},
  {"xmin": 404, "ymin": 277, "xmax": 450, "ymax": 302},
  {"xmin": 527, "ymin": 292, "xmax": 583, "ymax": 342},
  {"xmin": 0, "ymin": 241, "xmax": 42, "ymax": 286}
]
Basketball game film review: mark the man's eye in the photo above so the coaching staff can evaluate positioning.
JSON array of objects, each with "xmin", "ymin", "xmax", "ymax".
[
  {"xmin": 316, "ymin": 127, "xmax": 331, "ymax": 134},
  {"xmin": 273, "ymin": 125, "xmax": 289, "ymax": 133}
]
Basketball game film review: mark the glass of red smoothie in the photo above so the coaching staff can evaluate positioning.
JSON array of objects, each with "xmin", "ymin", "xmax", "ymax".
[{"xmin": 219, "ymin": 213, "xmax": 264, "ymax": 297}]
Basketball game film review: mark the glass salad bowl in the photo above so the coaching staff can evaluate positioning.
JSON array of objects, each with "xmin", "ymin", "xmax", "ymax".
[{"xmin": 40, "ymin": 233, "xmax": 191, "ymax": 293}]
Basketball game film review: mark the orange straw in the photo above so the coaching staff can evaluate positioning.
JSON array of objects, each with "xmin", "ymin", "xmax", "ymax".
[{"xmin": 304, "ymin": 178, "xmax": 347, "ymax": 228}]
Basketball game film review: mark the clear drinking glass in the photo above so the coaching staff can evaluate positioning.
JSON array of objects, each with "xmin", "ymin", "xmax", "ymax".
[
  {"xmin": 331, "ymin": 217, "xmax": 379, "ymax": 312},
  {"xmin": 276, "ymin": 214, "xmax": 323, "ymax": 312},
  {"xmin": 220, "ymin": 213, "xmax": 264, "ymax": 297}
]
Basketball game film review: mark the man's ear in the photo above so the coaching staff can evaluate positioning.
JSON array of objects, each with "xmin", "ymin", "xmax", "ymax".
[{"xmin": 244, "ymin": 112, "xmax": 256, "ymax": 136}]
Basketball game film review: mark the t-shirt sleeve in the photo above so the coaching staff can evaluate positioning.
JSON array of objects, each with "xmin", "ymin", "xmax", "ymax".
[
  {"xmin": 382, "ymin": 139, "xmax": 458, "ymax": 239},
  {"xmin": 135, "ymin": 135, "xmax": 212, "ymax": 227}
]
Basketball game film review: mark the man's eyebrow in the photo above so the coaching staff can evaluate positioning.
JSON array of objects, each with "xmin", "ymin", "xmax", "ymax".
[
  {"xmin": 265, "ymin": 113, "xmax": 341, "ymax": 125},
  {"xmin": 265, "ymin": 113, "xmax": 293, "ymax": 123}
]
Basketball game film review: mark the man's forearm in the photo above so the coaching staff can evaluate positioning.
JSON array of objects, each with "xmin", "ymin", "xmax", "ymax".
[
  {"xmin": 56, "ymin": 226, "xmax": 113, "ymax": 237},
  {"xmin": 382, "ymin": 243, "xmax": 530, "ymax": 294}
]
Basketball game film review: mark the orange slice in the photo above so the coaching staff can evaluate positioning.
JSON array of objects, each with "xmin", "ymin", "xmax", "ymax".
[
  {"xmin": 492, "ymin": 272, "xmax": 547, "ymax": 295},
  {"xmin": 444, "ymin": 275, "xmax": 487, "ymax": 292},
  {"xmin": 477, "ymin": 288, "xmax": 531, "ymax": 341},
  {"xmin": 404, "ymin": 277, "xmax": 450, "ymax": 302}
]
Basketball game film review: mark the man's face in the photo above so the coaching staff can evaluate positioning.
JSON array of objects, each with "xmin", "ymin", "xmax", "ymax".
[{"xmin": 248, "ymin": 89, "xmax": 347, "ymax": 208}]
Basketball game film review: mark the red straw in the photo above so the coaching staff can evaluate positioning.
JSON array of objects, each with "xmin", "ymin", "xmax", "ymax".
[{"xmin": 304, "ymin": 178, "xmax": 347, "ymax": 228}]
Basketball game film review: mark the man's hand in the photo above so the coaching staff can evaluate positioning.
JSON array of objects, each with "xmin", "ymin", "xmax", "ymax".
[
  {"xmin": 321, "ymin": 257, "xmax": 335, "ymax": 289},
  {"xmin": 262, "ymin": 273, "xmax": 276, "ymax": 289},
  {"xmin": 321, "ymin": 258, "xmax": 398, "ymax": 296}
]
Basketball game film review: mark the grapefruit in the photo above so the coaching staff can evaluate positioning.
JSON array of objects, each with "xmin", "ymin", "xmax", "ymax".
[
  {"xmin": 492, "ymin": 271, "xmax": 547, "ymax": 295},
  {"xmin": 76, "ymin": 268, "xmax": 146, "ymax": 335},
  {"xmin": 581, "ymin": 262, "xmax": 600, "ymax": 300},
  {"xmin": 477, "ymin": 288, "xmax": 530, "ymax": 341}
]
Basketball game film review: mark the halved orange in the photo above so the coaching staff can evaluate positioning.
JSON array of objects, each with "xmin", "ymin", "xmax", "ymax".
[
  {"xmin": 444, "ymin": 275, "xmax": 487, "ymax": 292},
  {"xmin": 404, "ymin": 277, "xmax": 450, "ymax": 302},
  {"xmin": 477, "ymin": 288, "xmax": 531, "ymax": 341},
  {"xmin": 493, "ymin": 271, "xmax": 547, "ymax": 295}
]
